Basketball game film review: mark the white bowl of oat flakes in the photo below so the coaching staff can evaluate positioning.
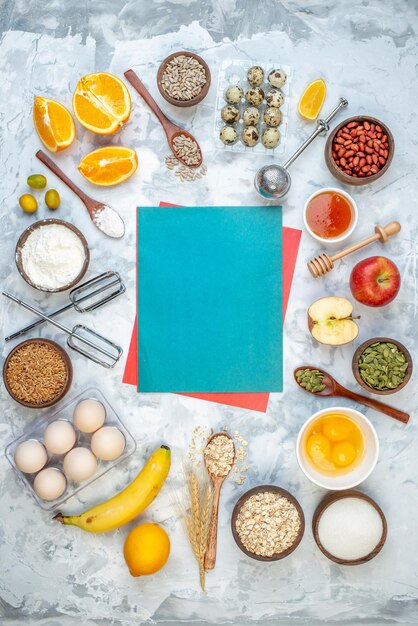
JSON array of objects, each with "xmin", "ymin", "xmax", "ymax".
[{"xmin": 231, "ymin": 484, "xmax": 305, "ymax": 561}]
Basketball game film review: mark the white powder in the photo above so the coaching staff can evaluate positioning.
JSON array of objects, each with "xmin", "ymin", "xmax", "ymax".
[
  {"xmin": 21, "ymin": 224, "xmax": 86, "ymax": 290},
  {"xmin": 318, "ymin": 497, "xmax": 384, "ymax": 561},
  {"xmin": 93, "ymin": 206, "xmax": 125, "ymax": 238}
]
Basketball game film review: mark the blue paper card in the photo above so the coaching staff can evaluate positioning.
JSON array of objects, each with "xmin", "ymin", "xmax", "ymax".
[{"xmin": 137, "ymin": 206, "xmax": 283, "ymax": 392}]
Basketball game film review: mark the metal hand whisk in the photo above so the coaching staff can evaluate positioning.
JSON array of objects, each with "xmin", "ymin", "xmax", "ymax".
[
  {"xmin": 3, "ymin": 292, "xmax": 123, "ymax": 368},
  {"xmin": 254, "ymin": 98, "xmax": 348, "ymax": 200},
  {"xmin": 6, "ymin": 271, "xmax": 125, "ymax": 342}
]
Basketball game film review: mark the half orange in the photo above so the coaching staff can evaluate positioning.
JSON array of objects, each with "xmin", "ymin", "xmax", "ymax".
[
  {"xmin": 33, "ymin": 96, "xmax": 76, "ymax": 153},
  {"xmin": 298, "ymin": 79, "xmax": 327, "ymax": 120},
  {"xmin": 78, "ymin": 146, "xmax": 138, "ymax": 186},
  {"xmin": 72, "ymin": 72, "xmax": 131, "ymax": 135}
]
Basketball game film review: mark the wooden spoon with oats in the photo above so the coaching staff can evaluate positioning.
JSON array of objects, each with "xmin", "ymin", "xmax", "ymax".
[
  {"xmin": 203, "ymin": 431, "xmax": 236, "ymax": 570},
  {"xmin": 124, "ymin": 69, "xmax": 203, "ymax": 168}
]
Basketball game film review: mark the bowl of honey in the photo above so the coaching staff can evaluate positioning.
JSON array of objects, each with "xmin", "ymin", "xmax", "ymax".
[
  {"xmin": 303, "ymin": 187, "xmax": 358, "ymax": 244},
  {"xmin": 296, "ymin": 407, "xmax": 379, "ymax": 490}
]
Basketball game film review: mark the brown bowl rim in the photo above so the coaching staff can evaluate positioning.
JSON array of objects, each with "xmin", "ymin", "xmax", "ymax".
[
  {"xmin": 325, "ymin": 115, "xmax": 394, "ymax": 186},
  {"xmin": 352, "ymin": 336, "xmax": 412, "ymax": 395},
  {"xmin": 157, "ymin": 51, "xmax": 211, "ymax": 108},
  {"xmin": 3, "ymin": 338, "xmax": 73, "ymax": 408},
  {"xmin": 15, "ymin": 219, "xmax": 90, "ymax": 293},
  {"xmin": 231, "ymin": 484, "xmax": 305, "ymax": 561},
  {"xmin": 312, "ymin": 489, "xmax": 387, "ymax": 565}
]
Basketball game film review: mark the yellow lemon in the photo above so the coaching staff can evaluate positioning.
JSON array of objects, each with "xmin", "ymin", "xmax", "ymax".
[
  {"xmin": 298, "ymin": 79, "xmax": 327, "ymax": 120},
  {"xmin": 124, "ymin": 523, "xmax": 170, "ymax": 577}
]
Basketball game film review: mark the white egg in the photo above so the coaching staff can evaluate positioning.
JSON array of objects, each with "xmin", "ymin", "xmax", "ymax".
[
  {"xmin": 14, "ymin": 439, "xmax": 47, "ymax": 474},
  {"xmin": 91, "ymin": 426, "xmax": 126, "ymax": 461},
  {"xmin": 73, "ymin": 399, "xmax": 106, "ymax": 433},
  {"xmin": 33, "ymin": 467, "xmax": 66, "ymax": 501},
  {"xmin": 44, "ymin": 420, "xmax": 76, "ymax": 455},
  {"xmin": 63, "ymin": 447, "xmax": 97, "ymax": 482}
]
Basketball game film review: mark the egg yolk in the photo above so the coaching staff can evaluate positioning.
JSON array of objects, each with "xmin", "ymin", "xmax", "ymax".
[
  {"xmin": 331, "ymin": 441, "xmax": 356, "ymax": 467},
  {"xmin": 307, "ymin": 434, "xmax": 331, "ymax": 462},
  {"xmin": 322, "ymin": 417, "xmax": 352, "ymax": 442},
  {"xmin": 303, "ymin": 413, "xmax": 364, "ymax": 475}
]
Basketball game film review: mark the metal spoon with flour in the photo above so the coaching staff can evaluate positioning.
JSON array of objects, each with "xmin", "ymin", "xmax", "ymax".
[{"xmin": 36, "ymin": 150, "xmax": 125, "ymax": 239}]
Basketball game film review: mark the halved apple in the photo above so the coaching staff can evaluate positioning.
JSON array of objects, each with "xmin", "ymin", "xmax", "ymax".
[{"xmin": 308, "ymin": 296, "xmax": 359, "ymax": 346}]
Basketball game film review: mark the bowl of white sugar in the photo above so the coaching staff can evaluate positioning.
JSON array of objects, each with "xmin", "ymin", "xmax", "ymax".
[
  {"xmin": 313, "ymin": 490, "xmax": 387, "ymax": 565},
  {"xmin": 16, "ymin": 219, "xmax": 90, "ymax": 292}
]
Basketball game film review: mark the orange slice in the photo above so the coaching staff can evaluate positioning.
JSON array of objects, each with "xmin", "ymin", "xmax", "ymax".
[
  {"xmin": 72, "ymin": 72, "xmax": 131, "ymax": 134},
  {"xmin": 298, "ymin": 79, "xmax": 327, "ymax": 120},
  {"xmin": 33, "ymin": 96, "xmax": 76, "ymax": 153},
  {"xmin": 78, "ymin": 146, "xmax": 138, "ymax": 186}
]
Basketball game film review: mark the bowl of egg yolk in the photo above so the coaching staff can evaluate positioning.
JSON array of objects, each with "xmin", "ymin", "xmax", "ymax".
[{"xmin": 296, "ymin": 407, "xmax": 379, "ymax": 490}]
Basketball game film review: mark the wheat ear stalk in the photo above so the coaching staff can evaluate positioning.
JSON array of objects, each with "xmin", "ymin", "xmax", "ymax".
[{"xmin": 198, "ymin": 484, "xmax": 212, "ymax": 590}]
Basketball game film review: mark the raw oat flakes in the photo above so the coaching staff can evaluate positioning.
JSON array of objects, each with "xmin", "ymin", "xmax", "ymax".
[{"xmin": 236, "ymin": 491, "xmax": 301, "ymax": 557}]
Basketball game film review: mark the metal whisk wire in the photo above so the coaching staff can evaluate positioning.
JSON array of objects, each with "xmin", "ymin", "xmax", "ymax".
[
  {"xmin": 5, "ymin": 271, "xmax": 125, "ymax": 342},
  {"xmin": 3, "ymin": 292, "xmax": 123, "ymax": 368}
]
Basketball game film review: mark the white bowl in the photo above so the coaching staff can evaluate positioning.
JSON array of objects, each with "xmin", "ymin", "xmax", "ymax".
[
  {"xmin": 296, "ymin": 406, "xmax": 379, "ymax": 490},
  {"xmin": 303, "ymin": 187, "xmax": 358, "ymax": 245}
]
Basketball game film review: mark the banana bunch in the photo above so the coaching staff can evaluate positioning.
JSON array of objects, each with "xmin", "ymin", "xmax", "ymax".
[{"xmin": 54, "ymin": 445, "xmax": 170, "ymax": 533}]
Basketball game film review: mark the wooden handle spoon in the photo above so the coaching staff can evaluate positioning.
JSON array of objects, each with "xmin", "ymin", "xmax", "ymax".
[
  {"xmin": 204, "ymin": 432, "xmax": 236, "ymax": 570},
  {"xmin": 294, "ymin": 366, "xmax": 409, "ymax": 424},
  {"xmin": 124, "ymin": 69, "xmax": 202, "ymax": 168},
  {"xmin": 36, "ymin": 150, "xmax": 125, "ymax": 239}
]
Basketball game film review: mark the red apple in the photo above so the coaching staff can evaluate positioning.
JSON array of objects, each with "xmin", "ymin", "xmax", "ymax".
[{"xmin": 350, "ymin": 256, "xmax": 400, "ymax": 307}]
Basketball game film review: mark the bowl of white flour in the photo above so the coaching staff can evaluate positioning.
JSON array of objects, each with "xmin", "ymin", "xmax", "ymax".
[{"xmin": 16, "ymin": 219, "xmax": 90, "ymax": 292}]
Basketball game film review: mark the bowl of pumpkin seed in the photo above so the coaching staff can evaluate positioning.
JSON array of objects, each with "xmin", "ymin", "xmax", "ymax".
[{"xmin": 352, "ymin": 337, "xmax": 412, "ymax": 395}]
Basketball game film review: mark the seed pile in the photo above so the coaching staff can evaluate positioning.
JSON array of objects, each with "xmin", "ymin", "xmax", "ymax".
[
  {"xmin": 296, "ymin": 368, "xmax": 326, "ymax": 393},
  {"xmin": 5, "ymin": 342, "xmax": 68, "ymax": 405},
  {"xmin": 204, "ymin": 435, "xmax": 235, "ymax": 477},
  {"xmin": 165, "ymin": 155, "xmax": 207, "ymax": 182},
  {"xmin": 161, "ymin": 55, "xmax": 207, "ymax": 101},
  {"xmin": 332, "ymin": 120, "xmax": 389, "ymax": 178},
  {"xmin": 358, "ymin": 341, "xmax": 408, "ymax": 390},
  {"xmin": 172, "ymin": 134, "xmax": 202, "ymax": 167},
  {"xmin": 236, "ymin": 492, "xmax": 301, "ymax": 557}
]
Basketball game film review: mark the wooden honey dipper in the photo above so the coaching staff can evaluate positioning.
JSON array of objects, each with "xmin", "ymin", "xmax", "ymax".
[{"xmin": 308, "ymin": 221, "xmax": 401, "ymax": 278}]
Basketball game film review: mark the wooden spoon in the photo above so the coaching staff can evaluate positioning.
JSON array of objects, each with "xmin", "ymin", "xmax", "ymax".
[
  {"xmin": 124, "ymin": 69, "xmax": 203, "ymax": 168},
  {"xmin": 204, "ymin": 432, "xmax": 236, "ymax": 570},
  {"xmin": 36, "ymin": 150, "xmax": 125, "ymax": 239},
  {"xmin": 294, "ymin": 366, "xmax": 409, "ymax": 424}
]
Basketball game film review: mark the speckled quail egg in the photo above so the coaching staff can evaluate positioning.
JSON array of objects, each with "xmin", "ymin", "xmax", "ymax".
[
  {"xmin": 220, "ymin": 125, "xmax": 238, "ymax": 145},
  {"xmin": 268, "ymin": 68, "xmax": 287, "ymax": 89},
  {"xmin": 262, "ymin": 127, "xmax": 280, "ymax": 149},
  {"xmin": 242, "ymin": 125, "xmax": 259, "ymax": 147},
  {"xmin": 221, "ymin": 105, "xmax": 240, "ymax": 124},
  {"xmin": 243, "ymin": 107, "xmax": 260, "ymax": 126},
  {"xmin": 266, "ymin": 89, "xmax": 284, "ymax": 108},
  {"xmin": 263, "ymin": 107, "xmax": 282, "ymax": 127},
  {"xmin": 224, "ymin": 85, "xmax": 243, "ymax": 104},
  {"xmin": 247, "ymin": 65, "xmax": 264, "ymax": 86},
  {"xmin": 245, "ymin": 87, "xmax": 264, "ymax": 106}
]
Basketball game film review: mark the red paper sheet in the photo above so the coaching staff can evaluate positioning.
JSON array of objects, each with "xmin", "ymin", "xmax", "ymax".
[{"xmin": 122, "ymin": 203, "xmax": 301, "ymax": 412}]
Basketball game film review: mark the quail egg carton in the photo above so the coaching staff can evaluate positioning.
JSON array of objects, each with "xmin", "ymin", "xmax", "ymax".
[
  {"xmin": 214, "ymin": 59, "xmax": 292, "ymax": 155},
  {"xmin": 5, "ymin": 387, "xmax": 136, "ymax": 511}
]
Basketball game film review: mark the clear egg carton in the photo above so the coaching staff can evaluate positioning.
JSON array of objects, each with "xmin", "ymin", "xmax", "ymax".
[
  {"xmin": 214, "ymin": 59, "xmax": 292, "ymax": 156},
  {"xmin": 4, "ymin": 388, "xmax": 136, "ymax": 511}
]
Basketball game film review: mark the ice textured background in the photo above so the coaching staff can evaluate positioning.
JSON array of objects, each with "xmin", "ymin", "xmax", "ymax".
[{"xmin": 0, "ymin": 1, "xmax": 417, "ymax": 625}]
